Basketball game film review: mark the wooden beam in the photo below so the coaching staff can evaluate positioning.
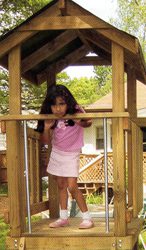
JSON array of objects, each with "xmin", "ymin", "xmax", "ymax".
[
  {"xmin": 22, "ymin": 30, "xmax": 77, "ymax": 73},
  {"xmin": 112, "ymin": 118, "xmax": 127, "ymax": 236},
  {"xmin": 132, "ymin": 118, "xmax": 146, "ymax": 127},
  {"xmin": 97, "ymin": 29, "xmax": 138, "ymax": 54},
  {"xmin": 30, "ymin": 201, "xmax": 49, "ymax": 215},
  {"xmin": 81, "ymin": 30, "xmax": 144, "ymax": 81},
  {"xmin": 67, "ymin": 0, "xmax": 138, "ymax": 54},
  {"xmin": 46, "ymin": 65, "xmax": 56, "ymax": 89},
  {"xmin": 0, "ymin": 31, "xmax": 36, "ymax": 59},
  {"xmin": 18, "ymin": 16, "xmax": 110, "ymax": 31},
  {"xmin": 81, "ymin": 25, "xmax": 138, "ymax": 54},
  {"xmin": 112, "ymin": 43, "xmax": 127, "ymax": 236},
  {"xmin": 127, "ymin": 67, "xmax": 137, "ymax": 117},
  {"xmin": 112, "ymin": 42, "xmax": 124, "ymax": 112},
  {"xmin": 37, "ymin": 45, "xmax": 89, "ymax": 84},
  {"xmin": 0, "ymin": 112, "xmax": 129, "ymax": 121},
  {"xmin": 79, "ymin": 29, "xmax": 111, "ymax": 54},
  {"xmin": 71, "ymin": 56, "xmax": 111, "ymax": 66},
  {"xmin": 127, "ymin": 121, "xmax": 133, "ymax": 208},
  {"xmin": 9, "ymin": 47, "xmax": 21, "ymax": 113},
  {"xmin": 76, "ymin": 30, "xmax": 93, "ymax": 51},
  {"xmin": 7, "ymin": 46, "xmax": 26, "ymax": 236},
  {"xmin": 49, "ymin": 175, "xmax": 59, "ymax": 218},
  {"xmin": 58, "ymin": 0, "xmax": 66, "ymax": 9},
  {"xmin": 58, "ymin": 0, "xmax": 67, "ymax": 16},
  {"xmin": 0, "ymin": 3, "xmax": 60, "ymax": 59},
  {"xmin": 131, "ymin": 123, "xmax": 143, "ymax": 217}
]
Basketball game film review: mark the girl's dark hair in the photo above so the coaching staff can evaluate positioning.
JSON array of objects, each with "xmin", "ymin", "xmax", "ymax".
[{"xmin": 36, "ymin": 84, "xmax": 78, "ymax": 133}]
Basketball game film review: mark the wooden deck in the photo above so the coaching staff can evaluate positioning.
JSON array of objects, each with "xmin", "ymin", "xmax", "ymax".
[{"xmin": 6, "ymin": 217, "xmax": 144, "ymax": 250}]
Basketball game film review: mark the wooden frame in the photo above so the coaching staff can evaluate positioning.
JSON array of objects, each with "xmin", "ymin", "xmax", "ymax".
[{"xmin": 0, "ymin": 0, "xmax": 145, "ymax": 249}]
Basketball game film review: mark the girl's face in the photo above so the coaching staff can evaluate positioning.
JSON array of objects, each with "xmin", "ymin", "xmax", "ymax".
[{"xmin": 51, "ymin": 96, "xmax": 67, "ymax": 117}]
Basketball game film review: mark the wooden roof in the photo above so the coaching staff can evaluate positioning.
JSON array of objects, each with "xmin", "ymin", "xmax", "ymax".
[{"xmin": 0, "ymin": 0, "xmax": 146, "ymax": 85}]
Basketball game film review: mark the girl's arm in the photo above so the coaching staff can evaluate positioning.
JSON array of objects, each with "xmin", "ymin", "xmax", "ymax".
[
  {"xmin": 75, "ymin": 119, "xmax": 92, "ymax": 128},
  {"xmin": 40, "ymin": 120, "xmax": 55, "ymax": 146},
  {"xmin": 74, "ymin": 105, "xmax": 92, "ymax": 128}
]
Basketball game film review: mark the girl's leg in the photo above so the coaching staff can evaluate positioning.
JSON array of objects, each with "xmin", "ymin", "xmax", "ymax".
[
  {"xmin": 67, "ymin": 177, "xmax": 94, "ymax": 229},
  {"xmin": 67, "ymin": 177, "xmax": 88, "ymax": 212},
  {"xmin": 56, "ymin": 176, "xmax": 68, "ymax": 210},
  {"xmin": 49, "ymin": 176, "xmax": 69, "ymax": 228}
]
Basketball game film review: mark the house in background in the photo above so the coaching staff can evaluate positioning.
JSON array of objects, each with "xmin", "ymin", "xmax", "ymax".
[{"xmin": 83, "ymin": 81, "xmax": 146, "ymax": 154}]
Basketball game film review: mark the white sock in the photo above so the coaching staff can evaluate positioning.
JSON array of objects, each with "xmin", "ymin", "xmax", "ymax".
[
  {"xmin": 60, "ymin": 209, "xmax": 68, "ymax": 220},
  {"xmin": 82, "ymin": 211, "xmax": 91, "ymax": 220}
]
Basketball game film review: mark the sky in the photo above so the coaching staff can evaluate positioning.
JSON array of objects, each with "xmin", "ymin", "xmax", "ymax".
[{"xmin": 64, "ymin": 0, "xmax": 117, "ymax": 78}]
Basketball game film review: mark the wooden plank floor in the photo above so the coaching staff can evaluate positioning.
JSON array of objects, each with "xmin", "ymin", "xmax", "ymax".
[
  {"xmin": 6, "ymin": 218, "xmax": 144, "ymax": 250},
  {"xmin": 23, "ymin": 217, "xmax": 143, "ymax": 237}
]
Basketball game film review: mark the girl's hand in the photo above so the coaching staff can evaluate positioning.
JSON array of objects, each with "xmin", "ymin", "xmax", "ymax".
[
  {"xmin": 44, "ymin": 120, "xmax": 55, "ymax": 130},
  {"xmin": 74, "ymin": 118, "xmax": 92, "ymax": 128}
]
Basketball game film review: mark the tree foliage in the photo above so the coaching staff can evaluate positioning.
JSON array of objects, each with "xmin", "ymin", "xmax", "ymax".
[
  {"xmin": 0, "ymin": 0, "xmax": 52, "ymax": 35},
  {"xmin": 114, "ymin": 0, "xmax": 146, "ymax": 57},
  {"xmin": 0, "ymin": 67, "xmax": 9, "ymax": 114}
]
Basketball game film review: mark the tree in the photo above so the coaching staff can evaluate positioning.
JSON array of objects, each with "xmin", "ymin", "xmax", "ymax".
[
  {"xmin": 113, "ymin": 0, "xmax": 146, "ymax": 58},
  {"xmin": 0, "ymin": 0, "xmax": 53, "ymax": 114},
  {"xmin": 0, "ymin": 67, "xmax": 9, "ymax": 114},
  {"xmin": 93, "ymin": 0, "xmax": 146, "ymax": 99},
  {"xmin": 0, "ymin": 0, "xmax": 52, "ymax": 35},
  {"xmin": 93, "ymin": 66, "xmax": 112, "ymax": 89}
]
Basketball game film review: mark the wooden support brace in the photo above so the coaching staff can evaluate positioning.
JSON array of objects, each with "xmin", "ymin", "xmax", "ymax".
[
  {"xmin": 58, "ymin": 0, "xmax": 67, "ymax": 15},
  {"xmin": 19, "ymin": 237, "xmax": 25, "ymax": 250},
  {"xmin": 123, "ymin": 117, "xmax": 130, "ymax": 131}
]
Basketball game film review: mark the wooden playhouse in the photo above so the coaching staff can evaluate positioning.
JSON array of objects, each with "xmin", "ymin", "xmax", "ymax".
[{"xmin": 0, "ymin": 0, "xmax": 146, "ymax": 249}]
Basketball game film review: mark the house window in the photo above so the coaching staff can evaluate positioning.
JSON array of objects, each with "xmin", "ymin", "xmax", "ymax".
[{"xmin": 96, "ymin": 127, "xmax": 104, "ymax": 150}]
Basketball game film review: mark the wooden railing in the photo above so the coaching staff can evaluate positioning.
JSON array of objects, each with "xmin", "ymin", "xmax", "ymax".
[
  {"xmin": 79, "ymin": 152, "xmax": 146, "ymax": 185},
  {"xmin": 79, "ymin": 153, "xmax": 113, "ymax": 185},
  {"xmin": 2, "ymin": 150, "xmax": 146, "ymax": 186},
  {"xmin": 0, "ymin": 128, "xmax": 49, "ymax": 216}
]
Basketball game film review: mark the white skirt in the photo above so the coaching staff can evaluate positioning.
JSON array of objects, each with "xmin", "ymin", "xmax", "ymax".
[{"xmin": 47, "ymin": 147, "xmax": 80, "ymax": 177}]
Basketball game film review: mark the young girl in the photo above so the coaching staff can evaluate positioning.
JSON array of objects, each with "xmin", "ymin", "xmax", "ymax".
[{"xmin": 37, "ymin": 84, "xmax": 94, "ymax": 229}]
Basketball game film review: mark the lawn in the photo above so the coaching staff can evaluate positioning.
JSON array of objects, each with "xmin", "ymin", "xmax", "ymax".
[{"xmin": 0, "ymin": 216, "xmax": 9, "ymax": 250}]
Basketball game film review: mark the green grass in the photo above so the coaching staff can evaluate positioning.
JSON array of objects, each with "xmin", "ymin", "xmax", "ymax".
[
  {"xmin": 0, "ymin": 184, "xmax": 8, "ymax": 196},
  {"xmin": 86, "ymin": 193, "xmax": 103, "ymax": 204},
  {"xmin": 0, "ymin": 217, "xmax": 9, "ymax": 250}
]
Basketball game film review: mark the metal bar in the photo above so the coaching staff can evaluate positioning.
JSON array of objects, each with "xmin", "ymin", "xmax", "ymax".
[
  {"xmin": 103, "ymin": 118, "xmax": 109, "ymax": 233},
  {"xmin": 23, "ymin": 120, "xmax": 32, "ymax": 233}
]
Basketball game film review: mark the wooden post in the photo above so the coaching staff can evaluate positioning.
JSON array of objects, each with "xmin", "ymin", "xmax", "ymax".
[
  {"xmin": 127, "ymin": 67, "xmax": 137, "ymax": 117},
  {"xmin": 127, "ymin": 67, "xmax": 137, "ymax": 209},
  {"xmin": 58, "ymin": 0, "xmax": 67, "ymax": 16},
  {"xmin": 58, "ymin": 0, "xmax": 66, "ymax": 9},
  {"xmin": 46, "ymin": 76, "xmax": 59, "ymax": 218},
  {"xmin": 46, "ymin": 65, "xmax": 56, "ymax": 92},
  {"xmin": 131, "ymin": 122, "xmax": 143, "ymax": 217},
  {"xmin": 112, "ymin": 42, "xmax": 127, "ymax": 236},
  {"xmin": 49, "ymin": 175, "xmax": 59, "ymax": 218},
  {"xmin": 6, "ymin": 45, "xmax": 25, "ymax": 236}
]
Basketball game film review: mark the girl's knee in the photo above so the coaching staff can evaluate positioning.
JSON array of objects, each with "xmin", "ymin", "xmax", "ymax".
[
  {"xmin": 57, "ymin": 177, "xmax": 67, "ymax": 190},
  {"xmin": 68, "ymin": 184, "xmax": 78, "ymax": 195}
]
